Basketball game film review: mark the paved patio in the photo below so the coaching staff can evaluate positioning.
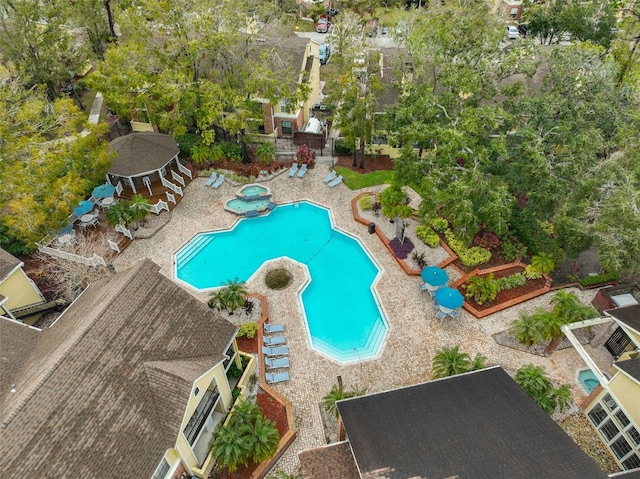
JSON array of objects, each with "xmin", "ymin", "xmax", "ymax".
[{"xmin": 113, "ymin": 166, "xmax": 612, "ymax": 475}]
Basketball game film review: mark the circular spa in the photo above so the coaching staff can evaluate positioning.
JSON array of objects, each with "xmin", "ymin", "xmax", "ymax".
[
  {"xmin": 175, "ymin": 201, "xmax": 388, "ymax": 363},
  {"xmin": 224, "ymin": 183, "xmax": 273, "ymax": 216}
]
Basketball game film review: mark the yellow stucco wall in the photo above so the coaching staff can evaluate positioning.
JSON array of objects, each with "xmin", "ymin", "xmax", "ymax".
[
  {"xmin": 0, "ymin": 269, "xmax": 44, "ymax": 311},
  {"xmin": 621, "ymin": 326, "xmax": 640, "ymax": 346},
  {"xmin": 609, "ymin": 366, "xmax": 640, "ymax": 426},
  {"xmin": 301, "ymin": 41, "xmax": 321, "ymax": 124}
]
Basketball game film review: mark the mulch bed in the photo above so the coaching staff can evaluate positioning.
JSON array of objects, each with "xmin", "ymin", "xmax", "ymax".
[
  {"xmin": 189, "ymin": 158, "xmax": 291, "ymax": 178},
  {"xmin": 461, "ymin": 265, "xmax": 546, "ymax": 312},
  {"xmin": 235, "ymin": 335, "xmax": 259, "ymax": 354},
  {"xmin": 335, "ymin": 154, "xmax": 394, "ymax": 173}
]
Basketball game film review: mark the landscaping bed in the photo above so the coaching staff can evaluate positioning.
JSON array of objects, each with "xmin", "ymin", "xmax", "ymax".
[{"xmin": 336, "ymin": 154, "xmax": 394, "ymax": 173}]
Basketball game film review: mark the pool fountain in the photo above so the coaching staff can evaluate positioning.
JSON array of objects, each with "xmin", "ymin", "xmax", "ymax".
[{"xmin": 224, "ymin": 183, "xmax": 273, "ymax": 216}]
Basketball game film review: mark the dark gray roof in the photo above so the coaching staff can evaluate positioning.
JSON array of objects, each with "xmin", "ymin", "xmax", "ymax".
[
  {"xmin": 337, "ymin": 367, "xmax": 608, "ymax": 479},
  {"xmin": 108, "ymin": 132, "xmax": 179, "ymax": 177},
  {"xmin": 0, "ymin": 259, "xmax": 238, "ymax": 478},
  {"xmin": 299, "ymin": 441, "xmax": 361, "ymax": 479},
  {"xmin": 609, "ymin": 304, "xmax": 640, "ymax": 336},
  {"xmin": 614, "ymin": 356, "xmax": 640, "ymax": 382},
  {"xmin": 0, "ymin": 248, "xmax": 21, "ymax": 281}
]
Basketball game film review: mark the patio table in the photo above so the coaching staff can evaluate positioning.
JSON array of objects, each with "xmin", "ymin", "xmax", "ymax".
[
  {"xmin": 58, "ymin": 234, "xmax": 74, "ymax": 245},
  {"xmin": 101, "ymin": 196, "xmax": 114, "ymax": 208}
]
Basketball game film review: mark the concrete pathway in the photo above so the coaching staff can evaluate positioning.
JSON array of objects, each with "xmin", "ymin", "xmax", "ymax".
[{"xmin": 88, "ymin": 92, "xmax": 103, "ymax": 125}]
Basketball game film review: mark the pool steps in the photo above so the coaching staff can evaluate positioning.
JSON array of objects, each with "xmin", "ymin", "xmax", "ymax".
[
  {"xmin": 311, "ymin": 318, "xmax": 387, "ymax": 363},
  {"xmin": 175, "ymin": 235, "xmax": 215, "ymax": 268}
]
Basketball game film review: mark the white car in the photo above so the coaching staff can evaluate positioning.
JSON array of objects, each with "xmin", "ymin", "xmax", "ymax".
[{"xmin": 506, "ymin": 25, "xmax": 519, "ymax": 40}]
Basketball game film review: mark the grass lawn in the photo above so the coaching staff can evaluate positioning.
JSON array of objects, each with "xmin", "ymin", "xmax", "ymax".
[
  {"xmin": 335, "ymin": 167, "xmax": 394, "ymax": 190},
  {"xmin": 294, "ymin": 18, "xmax": 317, "ymax": 32}
]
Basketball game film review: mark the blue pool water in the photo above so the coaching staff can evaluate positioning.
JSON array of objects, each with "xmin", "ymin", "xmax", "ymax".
[
  {"xmin": 578, "ymin": 369, "xmax": 600, "ymax": 394},
  {"xmin": 226, "ymin": 197, "xmax": 270, "ymax": 213},
  {"xmin": 175, "ymin": 202, "xmax": 387, "ymax": 363},
  {"xmin": 240, "ymin": 185, "xmax": 268, "ymax": 197}
]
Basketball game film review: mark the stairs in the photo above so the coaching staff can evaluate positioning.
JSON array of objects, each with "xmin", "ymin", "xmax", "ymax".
[{"xmin": 175, "ymin": 234, "xmax": 215, "ymax": 269}]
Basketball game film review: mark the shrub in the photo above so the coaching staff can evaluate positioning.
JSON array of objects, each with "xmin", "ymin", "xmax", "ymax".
[
  {"xmin": 221, "ymin": 141, "xmax": 243, "ymax": 162},
  {"xmin": 474, "ymin": 231, "xmax": 500, "ymax": 250},
  {"xmin": 495, "ymin": 272, "xmax": 527, "ymax": 291},
  {"xmin": 578, "ymin": 271, "xmax": 620, "ymax": 287},
  {"xmin": 237, "ymin": 322, "xmax": 258, "ymax": 339},
  {"xmin": 415, "ymin": 224, "xmax": 440, "ymax": 248},
  {"xmin": 524, "ymin": 264, "xmax": 542, "ymax": 279},
  {"xmin": 510, "ymin": 206, "xmax": 559, "ymax": 256},
  {"xmin": 529, "ymin": 252, "xmax": 556, "ymax": 275},
  {"xmin": 411, "ymin": 251, "xmax": 427, "ymax": 269},
  {"xmin": 463, "ymin": 273, "xmax": 499, "ymax": 305},
  {"xmin": 501, "ymin": 238, "xmax": 527, "ymax": 262},
  {"xmin": 429, "ymin": 217, "xmax": 449, "ymax": 233},
  {"xmin": 265, "ymin": 268, "xmax": 293, "ymax": 290},
  {"xmin": 174, "ymin": 133, "xmax": 201, "ymax": 157},
  {"xmin": 296, "ymin": 144, "xmax": 315, "ymax": 164},
  {"xmin": 515, "ymin": 364, "xmax": 571, "ymax": 414},
  {"xmin": 389, "ymin": 237, "xmax": 414, "ymax": 259},
  {"xmin": 334, "ymin": 138, "xmax": 353, "ymax": 154},
  {"xmin": 255, "ymin": 143, "xmax": 276, "ymax": 165},
  {"xmin": 444, "ymin": 229, "xmax": 492, "ymax": 267},
  {"xmin": 359, "ymin": 195, "xmax": 373, "ymax": 210}
]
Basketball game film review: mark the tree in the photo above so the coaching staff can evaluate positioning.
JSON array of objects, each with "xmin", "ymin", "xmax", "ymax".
[
  {"xmin": 209, "ymin": 278, "xmax": 249, "ymax": 314},
  {"xmin": 255, "ymin": 143, "xmax": 276, "ymax": 165},
  {"xmin": 211, "ymin": 426, "xmax": 251, "ymax": 473},
  {"xmin": 322, "ymin": 380, "xmax": 366, "ymax": 419},
  {"xmin": 515, "ymin": 364, "xmax": 571, "ymax": 414},
  {"xmin": 127, "ymin": 195, "xmax": 152, "ymax": 228},
  {"xmin": 431, "ymin": 345, "xmax": 487, "ymax": 379},
  {"xmin": 510, "ymin": 311, "xmax": 545, "ymax": 347},
  {"xmin": 245, "ymin": 414, "xmax": 280, "ymax": 464}
]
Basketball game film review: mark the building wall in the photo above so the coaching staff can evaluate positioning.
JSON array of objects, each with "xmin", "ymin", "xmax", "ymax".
[
  {"xmin": 0, "ymin": 269, "xmax": 45, "ymax": 310},
  {"xmin": 609, "ymin": 363, "xmax": 640, "ymax": 426}
]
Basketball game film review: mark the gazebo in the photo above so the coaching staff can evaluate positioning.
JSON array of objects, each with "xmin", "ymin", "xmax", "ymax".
[{"xmin": 107, "ymin": 132, "xmax": 187, "ymax": 195}]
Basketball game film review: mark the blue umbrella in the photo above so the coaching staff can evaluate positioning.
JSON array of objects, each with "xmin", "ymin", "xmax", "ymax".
[
  {"xmin": 421, "ymin": 266, "xmax": 449, "ymax": 287},
  {"xmin": 73, "ymin": 200, "xmax": 94, "ymax": 216},
  {"xmin": 435, "ymin": 287, "xmax": 464, "ymax": 310},
  {"xmin": 92, "ymin": 183, "xmax": 116, "ymax": 199}
]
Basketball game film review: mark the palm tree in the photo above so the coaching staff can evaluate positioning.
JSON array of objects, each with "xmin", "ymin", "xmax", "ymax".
[
  {"xmin": 322, "ymin": 381, "xmax": 367, "ymax": 419},
  {"xmin": 127, "ymin": 194, "xmax": 151, "ymax": 228},
  {"xmin": 431, "ymin": 346, "xmax": 472, "ymax": 379},
  {"xmin": 255, "ymin": 143, "xmax": 276, "ymax": 165},
  {"xmin": 515, "ymin": 364, "xmax": 571, "ymax": 414},
  {"xmin": 530, "ymin": 252, "xmax": 556, "ymax": 275},
  {"xmin": 246, "ymin": 414, "xmax": 280, "ymax": 463},
  {"xmin": 105, "ymin": 201, "xmax": 133, "ymax": 228},
  {"xmin": 543, "ymin": 291, "xmax": 598, "ymax": 356},
  {"xmin": 510, "ymin": 310, "xmax": 545, "ymax": 347},
  {"xmin": 211, "ymin": 425, "xmax": 251, "ymax": 473},
  {"xmin": 223, "ymin": 278, "xmax": 249, "ymax": 314}
]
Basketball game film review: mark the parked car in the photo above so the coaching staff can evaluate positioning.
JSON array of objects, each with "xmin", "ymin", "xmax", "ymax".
[
  {"xmin": 319, "ymin": 44, "xmax": 330, "ymax": 65},
  {"xmin": 316, "ymin": 16, "xmax": 330, "ymax": 33},
  {"xmin": 506, "ymin": 25, "xmax": 519, "ymax": 40}
]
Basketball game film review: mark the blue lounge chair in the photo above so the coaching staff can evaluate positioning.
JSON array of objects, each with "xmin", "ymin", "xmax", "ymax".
[
  {"xmin": 205, "ymin": 172, "xmax": 217, "ymax": 186},
  {"xmin": 436, "ymin": 310, "xmax": 447, "ymax": 320},
  {"xmin": 288, "ymin": 163, "xmax": 298, "ymax": 177},
  {"xmin": 264, "ymin": 335, "xmax": 286, "ymax": 346},
  {"xmin": 266, "ymin": 371, "xmax": 290, "ymax": 384},
  {"xmin": 323, "ymin": 170, "xmax": 337, "ymax": 183},
  {"xmin": 265, "ymin": 356, "xmax": 290, "ymax": 370},
  {"xmin": 267, "ymin": 202, "xmax": 277, "ymax": 211},
  {"xmin": 328, "ymin": 175, "xmax": 343, "ymax": 188},
  {"xmin": 263, "ymin": 345, "xmax": 289, "ymax": 356},
  {"xmin": 264, "ymin": 323, "xmax": 285, "ymax": 333},
  {"xmin": 212, "ymin": 174, "xmax": 225, "ymax": 189},
  {"xmin": 297, "ymin": 163, "xmax": 307, "ymax": 178}
]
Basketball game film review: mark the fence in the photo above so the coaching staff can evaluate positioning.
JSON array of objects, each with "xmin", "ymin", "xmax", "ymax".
[{"xmin": 38, "ymin": 245, "xmax": 107, "ymax": 267}]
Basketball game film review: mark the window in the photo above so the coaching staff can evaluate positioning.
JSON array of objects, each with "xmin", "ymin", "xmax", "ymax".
[
  {"xmin": 622, "ymin": 454, "xmax": 640, "ymax": 470},
  {"xmin": 611, "ymin": 436, "xmax": 632, "ymax": 460},
  {"xmin": 603, "ymin": 393, "xmax": 617, "ymax": 411},
  {"xmin": 281, "ymin": 121, "xmax": 292, "ymax": 135},
  {"xmin": 615, "ymin": 410, "xmax": 630, "ymax": 428},
  {"xmin": 600, "ymin": 420, "xmax": 620, "ymax": 442},
  {"xmin": 587, "ymin": 403, "xmax": 606, "ymax": 426},
  {"xmin": 151, "ymin": 458, "xmax": 170, "ymax": 479},
  {"xmin": 183, "ymin": 387, "xmax": 219, "ymax": 445},
  {"xmin": 629, "ymin": 427, "xmax": 640, "ymax": 447}
]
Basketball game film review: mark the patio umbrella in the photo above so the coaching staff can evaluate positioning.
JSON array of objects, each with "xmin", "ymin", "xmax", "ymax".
[
  {"xmin": 435, "ymin": 287, "xmax": 464, "ymax": 310},
  {"xmin": 92, "ymin": 183, "xmax": 116, "ymax": 199},
  {"xmin": 73, "ymin": 200, "xmax": 94, "ymax": 216},
  {"xmin": 421, "ymin": 266, "xmax": 449, "ymax": 287}
]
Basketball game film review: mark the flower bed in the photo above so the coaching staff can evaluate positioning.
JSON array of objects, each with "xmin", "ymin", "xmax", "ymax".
[{"xmin": 454, "ymin": 262, "xmax": 550, "ymax": 318}]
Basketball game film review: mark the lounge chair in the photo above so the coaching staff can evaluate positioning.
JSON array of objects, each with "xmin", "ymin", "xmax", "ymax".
[
  {"xmin": 323, "ymin": 170, "xmax": 337, "ymax": 183},
  {"xmin": 264, "ymin": 323, "xmax": 285, "ymax": 333},
  {"xmin": 265, "ymin": 356, "xmax": 290, "ymax": 370},
  {"xmin": 448, "ymin": 309, "xmax": 461, "ymax": 318},
  {"xmin": 297, "ymin": 163, "xmax": 307, "ymax": 178},
  {"xmin": 212, "ymin": 174, "xmax": 225, "ymax": 189},
  {"xmin": 266, "ymin": 371, "xmax": 290, "ymax": 384},
  {"xmin": 328, "ymin": 175, "xmax": 343, "ymax": 188},
  {"xmin": 205, "ymin": 172, "xmax": 217, "ymax": 186},
  {"xmin": 288, "ymin": 163, "xmax": 298, "ymax": 177},
  {"xmin": 267, "ymin": 202, "xmax": 277, "ymax": 211},
  {"xmin": 264, "ymin": 335, "xmax": 286, "ymax": 346},
  {"xmin": 436, "ymin": 310, "xmax": 447, "ymax": 320},
  {"xmin": 263, "ymin": 345, "xmax": 289, "ymax": 356},
  {"xmin": 418, "ymin": 282, "xmax": 428, "ymax": 292}
]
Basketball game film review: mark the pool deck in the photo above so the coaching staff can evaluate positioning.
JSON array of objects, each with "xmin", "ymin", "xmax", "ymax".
[{"xmin": 113, "ymin": 166, "xmax": 614, "ymax": 475}]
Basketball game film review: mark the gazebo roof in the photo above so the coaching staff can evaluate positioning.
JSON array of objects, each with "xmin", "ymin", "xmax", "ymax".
[{"xmin": 108, "ymin": 132, "xmax": 179, "ymax": 177}]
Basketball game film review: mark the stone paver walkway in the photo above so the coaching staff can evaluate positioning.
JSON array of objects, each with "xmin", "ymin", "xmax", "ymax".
[{"xmin": 113, "ymin": 166, "xmax": 609, "ymax": 476}]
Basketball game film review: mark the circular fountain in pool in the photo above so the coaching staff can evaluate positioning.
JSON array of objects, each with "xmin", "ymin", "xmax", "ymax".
[{"xmin": 224, "ymin": 183, "xmax": 273, "ymax": 216}]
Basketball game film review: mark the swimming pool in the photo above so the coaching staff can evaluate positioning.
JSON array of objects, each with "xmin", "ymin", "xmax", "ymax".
[
  {"xmin": 578, "ymin": 369, "xmax": 600, "ymax": 394},
  {"xmin": 175, "ymin": 201, "xmax": 387, "ymax": 363}
]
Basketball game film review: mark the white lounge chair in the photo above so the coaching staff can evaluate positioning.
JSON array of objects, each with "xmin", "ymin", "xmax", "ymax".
[
  {"xmin": 323, "ymin": 170, "xmax": 337, "ymax": 183},
  {"xmin": 212, "ymin": 174, "xmax": 225, "ymax": 189},
  {"xmin": 266, "ymin": 371, "xmax": 290, "ymax": 384},
  {"xmin": 328, "ymin": 175, "xmax": 343, "ymax": 188},
  {"xmin": 418, "ymin": 282, "xmax": 428, "ymax": 292},
  {"xmin": 205, "ymin": 172, "xmax": 217, "ymax": 186},
  {"xmin": 264, "ymin": 323, "xmax": 285, "ymax": 333},
  {"xmin": 288, "ymin": 163, "xmax": 298, "ymax": 177},
  {"xmin": 264, "ymin": 356, "xmax": 290, "ymax": 370},
  {"xmin": 264, "ymin": 335, "xmax": 286, "ymax": 346},
  {"xmin": 263, "ymin": 345, "xmax": 289, "ymax": 356},
  {"xmin": 297, "ymin": 163, "xmax": 307, "ymax": 178}
]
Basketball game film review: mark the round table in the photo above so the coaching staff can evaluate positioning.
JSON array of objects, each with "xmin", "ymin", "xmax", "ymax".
[
  {"xmin": 58, "ymin": 234, "xmax": 74, "ymax": 245},
  {"xmin": 80, "ymin": 213, "xmax": 94, "ymax": 223},
  {"xmin": 101, "ymin": 196, "xmax": 114, "ymax": 208}
]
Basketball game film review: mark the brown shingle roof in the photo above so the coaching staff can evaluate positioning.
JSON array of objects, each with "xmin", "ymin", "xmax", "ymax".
[
  {"xmin": 299, "ymin": 441, "xmax": 361, "ymax": 479},
  {"xmin": 0, "ymin": 248, "xmax": 21, "ymax": 281},
  {"xmin": 108, "ymin": 132, "xmax": 179, "ymax": 177},
  {"xmin": 0, "ymin": 259, "xmax": 237, "ymax": 478}
]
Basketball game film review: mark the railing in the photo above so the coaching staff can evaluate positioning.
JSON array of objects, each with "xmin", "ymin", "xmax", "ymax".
[
  {"xmin": 166, "ymin": 192, "xmax": 176, "ymax": 205},
  {"xmin": 115, "ymin": 224, "xmax": 133, "ymax": 239},
  {"xmin": 150, "ymin": 199, "xmax": 169, "ymax": 214},
  {"xmin": 161, "ymin": 176, "xmax": 183, "ymax": 196},
  {"xmin": 171, "ymin": 169, "xmax": 186, "ymax": 186},
  {"xmin": 177, "ymin": 160, "xmax": 193, "ymax": 179},
  {"xmin": 115, "ymin": 181, "xmax": 123, "ymax": 197},
  {"xmin": 38, "ymin": 245, "xmax": 107, "ymax": 267}
]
